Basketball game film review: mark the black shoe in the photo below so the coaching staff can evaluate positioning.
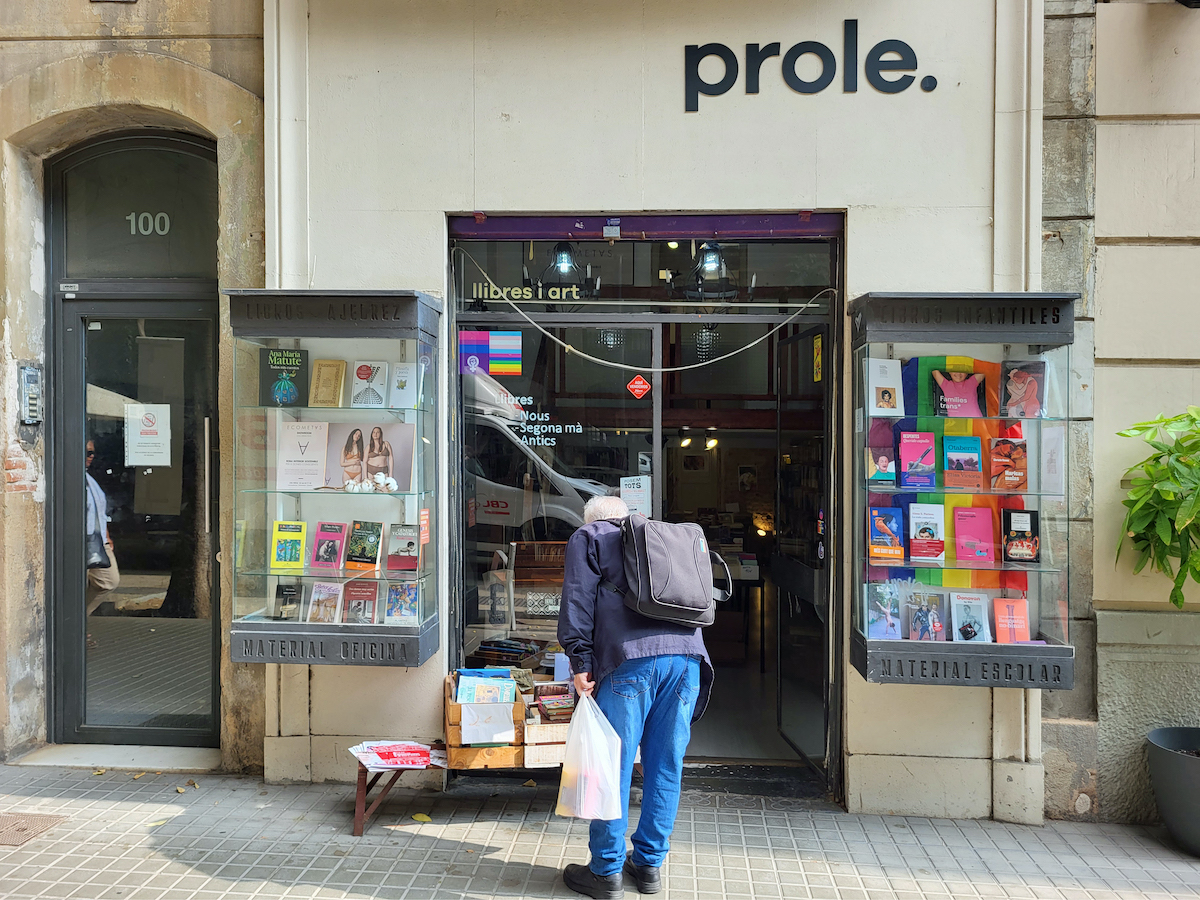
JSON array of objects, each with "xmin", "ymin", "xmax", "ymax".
[
  {"xmin": 623, "ymin": 858, "xmax": 662, "ymax": 894},
  {"xmin": 563, "ymin": 863, "xmax": 624, "ymax": 899}
]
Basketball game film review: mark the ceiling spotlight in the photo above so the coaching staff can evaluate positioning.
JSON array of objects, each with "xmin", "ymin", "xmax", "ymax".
[
  {"xmin": 757, "ymin": 528, "xmax": 767, "ymax": 537},
  {"xmin": 678, "ymin": 426, "xmax": 692, "ymax": 448},
  {"xmin": 667, "ymin": 241, "xmax": 679, "ymax": 250},
  {"xmin": 705, "ymin": 428, "xmax": 718, "ymax": 450},
  {"xmin": 553, "ymin": 241, "xmax": 576, "ymax": 274},
  {"xmin": 596, "ymin": 328, "xmax": 624, "ymax": 351}
]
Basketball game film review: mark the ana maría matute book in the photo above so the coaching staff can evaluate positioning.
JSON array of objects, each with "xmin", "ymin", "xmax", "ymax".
[
  {"xmin": 270, "ymin": 521, "xmax": 307, "ymax": 568},
  {"xmin": 943, "ymin": 435, "xmax": 984, "ymax": 489},
  {"xmin": 1002, "ymin": 509, "xmax": 1041, "ymax": 564},
  {"xmin": 350, "ymin": 361, "xmax": 389, "ymax": 408},
  {"xmin": 341, "ymin": 581, "xmax": 379, "ymax": 624},
  {"xmin": 898, "ymin": 431, "xmax": 936, "ymax": 489},
  {"xmin": 345, "ymin": 520, "xmax": 384, "ymax": 570},
  {"xmin": 1001, "ymin": 360, "xmax": 1047, "ymax": 418},
  {"xmin": 865, "ymin": 582, "xmax": 902, "ymax": 640},
  {"xmin": 386, "ymin": 524, "xmax": 420, "ymax": 572},
  {"xmin": 990, "ymin": 438, "xmax": 1028, "ymax": 491},
  {"xmin": 908, "ymin": 503, "xmax": 945, "ymax": 566},
  {"xmin": 310, "ymin": 521, "xmax": 348, "ymax": 569},
  {"xmin": 276, "ymin": 421, "xmax": 328, "ymax": 491},
  {"xmin": 905, "ymin": 590, "xmax": 947, "ymax": 641},
  {"xmin": 385, "ymin": 582, "xmax": 420, "ymax": 626},
  {"xmin": 868, "ymin": 507, "xmax": 905, "ymax": 565},
  {"xmin": 994, "ymin": 596, "xmax": 1031, "ymax": 643},
  {"xmin": 953, "ymin": 508, "xmax": 994, "ymax": 567},
  {"xmin": 259, "ymin": 347, "xmax": 309, "ymax": 407},
  {"xmin": 951, "ymin": 592, "xmax": 992, "ymax": 642},
  {"xmin": 866, "ymin": 358, "xmax": 903, "ymax": 417},
  {"xmin": 306, "ymin": 581, "xmax": 343, "ymax": 624}
]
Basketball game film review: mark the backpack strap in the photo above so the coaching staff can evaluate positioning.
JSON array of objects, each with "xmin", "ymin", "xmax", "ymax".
[
  {"xmin": 709, "ymin": 550, "xmax": 733, "ymax": 604},
  {"xmin": 599, "ymin": 579, "xmax": 624, "ymax": 599}
]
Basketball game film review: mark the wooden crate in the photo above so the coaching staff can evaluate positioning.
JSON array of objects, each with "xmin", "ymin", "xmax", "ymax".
[
  {"xmin": 444, "ymin": 674, "xmax": 527, "ymax": 770},
  {"xmin": 523, "ymin": 743, "xmax": 566, "ymax": 768},
  {"xmin": 513, "ymin": 541, "xmax": 567, "ymax": 567},
  {"xmin": 526, "ymin": 721, "xmax": 570, "ymax": 745}
]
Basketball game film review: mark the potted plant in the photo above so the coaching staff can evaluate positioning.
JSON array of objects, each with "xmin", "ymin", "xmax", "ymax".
[{"xmin": 1117, "ymin": 408, "xmax": 1200, "ymax": 855}]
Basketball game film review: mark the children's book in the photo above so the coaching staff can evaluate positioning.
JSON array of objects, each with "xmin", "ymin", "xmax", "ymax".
[
  {"xmin": 864, "ymin": 582, "xmax": 902, "ymax": 640},
  {"xmin": 1002, "ymin": 509, "xmax": 1041, "ymax": 564},
  {"xmin": 386, "ymin": 524, "xmax": 420, "ymax": 571},
  {"xmin": 898, "ymin": 432, "xmax": 936, "ymax": 489},
  {"xmin": 933, "ymin": 369, "xmax": 986, "ymax": 418},
  {"xmin": 868, "ymin": 507, "xmax": 905, "ymax": 565},
  {"xmin": 310, "ymin": 521, "xmax": 348, "ymax": 569},
  {"xmin": 384, "ymin": 582, "xmax": 420, "ymax": 627},
  {"xmin": 866, "ymin": 358, "xmax": 904, "ymax": 417},
  {"xmin": 259, "ymin": 347, "xmax": 309, "ymax": 407},
  {"xmin": 950, "ymin": 592, "xmax": 992, "ymax": 642},
  {"xmin": 1001, "ymin": 360, "xmax": 1047, "ymax": 418},
  {"xmin": 308, "ymin": 359, "xmax": 346, "ymax": 407},
  {"xmin": 270, "ymin": 521, "xmax": 307, "ymax": 569},
  {"xmin": 990, "ymin": 438, "xmax": 1029, "ymax": 492},
  {"xmin": 994, "ymin": 596, "xmax": 1031, "ymax": 643},
  {"xmin": 908, "ymin": 503, "xmax": 946, "ymax": 566},
  {"xmin": 306, "ymin": 581, "xmax": 344, "ymax": 624},
  {"xmin": 276, "ymin": 421, "xmax": 328, "ymax": 491},
  {"xmin": 350, "ymin": 361, "xmax": 389, "ymax": 408},
  {"xmin": 953, "ymin": 508, "xmax": 995, "ymax": 567},
  {"xmin": 273, "ymin": 584, "xmax": 301, "ymax": 621},
  {"xmin": 905, "ymin": 589, "xmax": 948, "ymax": 641},
  {"xmin": 943, "ymin": 435, "xmax": 984, "ymax": 489},
  {"xmin": 865, "ymin": 444, "xmax": 896, "ymax": 483},
  {"xmin": 342, "ymin": 581, "xmax": 379, "ymax": 624},
  {"xmin": 345, "ymin": 520, "xmax": 384, "ymax": 570}
]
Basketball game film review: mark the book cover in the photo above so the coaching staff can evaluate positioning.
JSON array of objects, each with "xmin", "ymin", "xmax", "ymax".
[
  {"xmin": 350, "ymin": 361, "xmax": 389, "ymax": 408},
  {"xmin": 865, "ymin": 444, "xmax": 895, "ymax": 483},
  {"xmin": 273, "ymin": 584, "xmax": 301, "ymax": 621},
  {"xmin": 990, "ymin": 438, "xmax": 1029, "ymax": 492},
  {"xmin": 310, "ymin": 521, "xmax": 348, "ymax": 569},
  {"xmin": 865, "ymin": 582, "xmax": 902, "ymax": 640},
  {"xmin": 950, "ymin": 592, "xmax": 992, "ymax": 642},
  {"xmin": 932, "ymin": 369, "xmax": 986, "ymax": 418},
  {"xmin": 943, "ymin": 435, "xmax": 984, "ymax": 489},
  {"xmin": 259, "ymin": 347, "xmax": 309, "ymax": 407},
  {"xmin": 345, "ymin": 520, "xmax": 384, "ymax": 570},
  {"xmin": 456, "ymin": 675, "xmax": 517, "ymax": 704},
  {"xmin": 234, "ymin": 520, "xmax": 246, "ymax": 568},
  {"xmin": 342, "ymin": 581, "xmax": 379, "ymax": 624},
  {"xmin": 1042, "ymin": 425, "xmax": 1066, "ymax": 495},
  {"xmin": 994, "ymin": 596, "xmax": 1031, "ymax": 643},
  {"xmin": 306, "ymin": 581, "xmax": 344, "ymax": 624},
  {"xmin": 905, "ymin": 590, "xmax": 947, "ymax": 641},
  {"xmin": 324, "ymin": 422, "xmax": 417, "ymax": 490},
  {"xmin": 270, "ymin": 521, "xmax": 307, "ymax": 569},
  {"xmin": 866, "ymin": 358, "xmax": 903, "ymax": 417},
  {"xmin": 386, "ymin": 524, "xmax": 420, "ymax": 571},
  {"xmin": 868, "ymin": 507, "xmax": 905, "ymax": 565},
  {"xmin": 1001, "ymin": 360, "xmax": 1046, "ymax": 418},
  {"xmin": 309, "ymin": 359, "xmax": 347, "ymax": 407},
  {"xmin": 953, "ymin": 508, "xmax": 995, "ymax": 567},
  {"xmin": 276, "ymin": 421, "xmax": 328, "ymax": 491},
  {"xmin": 898, "ymin": 431, "xmax": 936, "ymax": 489},
  {"xmin": 908, "ymin": 503, "xmax": 946, "ymax": 565},
  {"xmin": 1002, "ymin": 509, "xmax": 1041, "ymax": 564},
  {"xmin": 388, "ymin": 361, "xmax": 420, "ymax": 410},
  {"xmin": 384, "ymin": 582, "xmax": 420, "ymax": 626}
]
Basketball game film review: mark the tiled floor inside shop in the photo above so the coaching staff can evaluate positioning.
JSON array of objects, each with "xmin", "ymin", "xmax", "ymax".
[{"xmin": 0, "ymin": 764, "xmax": 1197, "ymax": 900}]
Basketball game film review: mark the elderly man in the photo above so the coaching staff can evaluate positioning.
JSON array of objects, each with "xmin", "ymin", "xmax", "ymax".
[{"xmin": 558, "ymin": 495, "xmax": 714, "ymax": 898}]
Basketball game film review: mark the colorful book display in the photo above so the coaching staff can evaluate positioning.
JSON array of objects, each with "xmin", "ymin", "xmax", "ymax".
[
  {"xmin": 932, "ymin": 369, "xmax": 986, "ymax": 418},
  {"xmin": 943, "ymin": 435, "xmax": 984, "ymax": 489},
  {"xmin": 990, "ymin": 438, "xmax": 1028, "ymax": 491},
  {"xmin": 309, "ymin": 359, "xmax": 347, "ymax": 407},
  {"xmin": 310, "ymin": 521, "xmax": 348, "ymax": 569},
  {"xmin": 386, "ymin": 524, "xmax": 420, "ymax": 571},
  {"xmin": 866, "ymin": 358, "xmax": 904, "ymax": 417},
  {"xmin": 351, "ymin": 361, "xmax": 389, "ymax": 408},
  {"xmin": 270, "ymin": 521, "xmax": 307, "ymax": 569},
  {"xmin": 908, "ymin": 503, "xmax": 945, "ymax": 566},
  {"xmin": 865, "ymin": 582, "xmax": 902, "ymax": 640},
  {"xmin": 950, "ymin": 592, "xmax": 992, "ymax": 642},
  {"xmin": 868, "ymin": 507, "xmax": 905, "ymax": 564},
  {"xmin": 1002, "ymin": 509, "xmax": 1041, "ymax": 564},
  {"xmin": 953, "ymin": 508, "xmax": 994, "ymax": 567},
  {"xmin": 384, "ymin": 583, "xmax": 420, "ymax": 626},
  {"xmin": 306, "ymin": 581, "xmax": 344, "ymax": 624},
  {"xmin": 865, "ymin": 444, "xmax": 895, "ymax": 483},
  {"xmin": 345, "ymin": 520, "xmax": 384, "ymax": 571},
  {"xmin": 342, "ymin": 581, "xmax": 379, "ymax": 624},
  {"xmin": 276, "ymin": 421, "xmax": 328, "ymax": 491},
  {"xmin": 1001, "ymin": 361, "xmax": 1046, "ymax": 418},
  {"xmin": 994, "ymin": 597, "xmax": 1031, "ymax": 643},
  {"xmin": 259, "ymin": 348, "xmax": 309, "ymax": 407},
  {"xmin": 273, "ymin": 584, "xmax": 301, "ymax": 621},
  {"xmin": 905, "ymin": 590, "xmax": 947, "ymax": 641},
  {"xmin": 898, "ymin": 432, "xmax": 936, "ymax": 489}
]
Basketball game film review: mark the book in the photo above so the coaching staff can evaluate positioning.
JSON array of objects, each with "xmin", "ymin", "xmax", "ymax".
[
  {"xmin": 456, "ymin": 675, "xmax": 517, "ymax": 704},
  {"xmin": 1001, "ymin": 360, "xmax": 1046, "ymax": 418},
  {"xmin": 933, "ymin": 369, "xmax": 986, "ymax": 418},
  {"xmin": 538, "ymin": 695, "xmax": 576, "ymax": 722},
  {"xmin": 234, "ymin": 520, "xmax": 246, "ymax": 567},
  {"xmin": 259, "ymin": 347, "xmax": 309, "ymax": 407},
  {"xmin": 908, "ymin": 503, "xmax": 946, "ymax": 565},
  {"xmin": 276, "ymin": 421, "xmax": 328, "ymax": 491},
  {"xmin": 384, "ymin": 582, "xmax": 420, "ymax": 626},
  {"xmin": 350, "ymin": 361, "xmax": 389, "ymax": 408},
  {"xmin": 309, "ymin": 359, "xmax": 347, "ymax": 407},
  {"xmin": 866, "ymin": 358, "xmax": 903, "ymax": 417},
  {"xmin": 388, "ymin": 340, "xmax": 422, "ymax": 409},
  {"xmin": 386, "ymin": 524, "xmax": 420, "ymax": 571},
  {"xmin": 310, "ymin": 521, "xmax": 348, "ymax": 569},
  {"xmin": 943, "ymin": 435, "xmax": 984, "ymax": 489},
  {"xmin": 865, "ymin": 582, "xmax": 902, "ymax": 640},
  {"xmin": 1002, "ymin": 509, "xmax": 1041, "ymax": 564},
  {"xmin": 306, "ymin": 581, "xmax": 344, "ymax": 624},
  {"xmin": 865, "ymin": 444, "xmax": 895, "ymax": 483},
  {"xmin": 898, "ymin": 431, "xmax": 936, "ymax": 489},
  {"xmin": 342, "ymin": 581, "xmax": 379, "ymax": 624},
  {"xmin": 1042, "ymin": 425, "xmax": 1066, "ymax": 495},
  {"xmin": 950, "ymin": 592, "xmax": 992, "ymax": 642},
  {"xmin": 270, "ymin": 521, "xmax": 307, "ymax": 569},
  {"xmin": 345, "ymin": 520, "xmax": 384, "ymax": 570},
  {"xmin": 868, "ymin": 507, "xmax": 905, "ymax": 564},
  {"xmin": 905, "ymin": 589, "xmax": 947, "ymax": 641},
  {"xmin": 990, "ymin": 438, "xmax": 1028, "ymax": 492},
  {"xmin": 273, "ymin": 584, "xmax": 301, "ymax": 621},
  {"xmin": 994, "ymin": 596, "xmax": 1031, "ymax": 643},
  {"xmin": 953, "ymin": 508, "xmax": 995, "ymax": 567}
]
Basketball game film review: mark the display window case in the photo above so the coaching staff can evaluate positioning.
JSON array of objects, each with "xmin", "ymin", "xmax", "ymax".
[
  {"xmin": 849, "ymin": 293, "xmax": 1077, "ymax": 688},
  {"xmin": 226, "ymin": 291, "xmax": 441, "ymax": 667}
]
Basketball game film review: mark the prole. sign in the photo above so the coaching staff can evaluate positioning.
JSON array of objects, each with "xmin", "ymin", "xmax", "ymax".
[{"xmin": 686, "ymin": 20, "xmax": 936, "ymax": 112}]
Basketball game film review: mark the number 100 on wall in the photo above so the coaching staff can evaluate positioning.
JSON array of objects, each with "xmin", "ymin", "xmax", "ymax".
[{"xmin": 125, "ymin": 212, "xmax": 171, "ymax": 235}]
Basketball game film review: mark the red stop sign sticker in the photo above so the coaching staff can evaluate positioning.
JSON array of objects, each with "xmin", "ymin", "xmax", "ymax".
[{"xmin": 627, "ymin": 375, "xmax": 651, "ymax": 399}]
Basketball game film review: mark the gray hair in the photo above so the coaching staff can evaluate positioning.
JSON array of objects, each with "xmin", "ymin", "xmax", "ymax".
[{"xmin": 583, "ymin": 494, "xmax": 629, "ymax": 524}]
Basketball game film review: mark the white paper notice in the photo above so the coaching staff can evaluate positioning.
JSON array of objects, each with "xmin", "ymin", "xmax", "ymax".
[
  {"xmin": 277, "ymin": 421, "xmax": 329, "ymax": 491},
  {"xmin": 620, "ymin": 475, "xmax": 651, "ymax": 517},
  {"xmin": 460, "ymin": 703, "xmax": 516, "ymax": 745},
  {"xmin": 124, "ymin": 403, "xmax": 171, "ymax": 466}
]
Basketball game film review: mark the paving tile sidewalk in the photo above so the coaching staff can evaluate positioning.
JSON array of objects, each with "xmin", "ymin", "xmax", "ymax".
[{"xmin": 0, "ymin": 764, "xmax": 1197, "ymax": 900}]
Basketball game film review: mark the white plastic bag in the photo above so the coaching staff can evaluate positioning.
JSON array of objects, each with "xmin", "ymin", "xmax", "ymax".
[{"xmin": 555, "ymin": 693, "xmax": 622, "ymax": 820}]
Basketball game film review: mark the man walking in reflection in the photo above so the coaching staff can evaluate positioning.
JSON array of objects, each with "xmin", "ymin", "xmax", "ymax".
[
  {"xmin": 85, "ymin": 440, "xmax": 120, "ymax": 614},
  {"xmin": 558, "ymin": 495, "xmax": 714, "ymax": 898}
]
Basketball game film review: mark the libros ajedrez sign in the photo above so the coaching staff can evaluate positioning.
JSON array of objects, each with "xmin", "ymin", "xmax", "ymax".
[{"xmin": 686, "ymin": 19, "xmax": 937, "ymax": 112}]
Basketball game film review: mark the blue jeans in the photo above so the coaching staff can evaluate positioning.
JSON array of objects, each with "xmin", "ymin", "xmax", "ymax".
[{"xmin": 588, "ymin": 655, "xmax": 700, "ymax": 877}]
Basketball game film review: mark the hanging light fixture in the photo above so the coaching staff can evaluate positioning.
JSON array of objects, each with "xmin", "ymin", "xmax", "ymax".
[
  {"xmin": 705, "ymin": 428, "xmax": 718, "ymax": 450},
  {"xmin": 595, "ymin": 328, "xmax": 625, "ymax": 351},
  {"xmin": 699, "ymin": 241, "xmax": 723, "ymax": 275},
  {"xmin": 694, "ymin": 322, "xmax": 721, "ymax": 362},
  {"xmin": 553, "ymin": 241, "xmax": 577, "ymax": 274},
  {"xmin": 678, "ymin": 427, "xmax": 692, "ymax": 448}
]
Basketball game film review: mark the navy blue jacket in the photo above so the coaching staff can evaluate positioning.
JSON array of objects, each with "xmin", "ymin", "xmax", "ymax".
[{"xmin": 557, "ymin": 519, "xmax": 714, "ymax": 721}]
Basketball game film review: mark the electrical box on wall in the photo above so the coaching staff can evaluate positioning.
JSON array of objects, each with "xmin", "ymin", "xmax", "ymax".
[{"xmin": 19, "ymin": 366, "xmax": 42, "ymax": 425}]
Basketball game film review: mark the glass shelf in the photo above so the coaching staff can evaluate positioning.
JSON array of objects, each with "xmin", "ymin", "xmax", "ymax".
[
  {"xmin": 237, "ymin": 404, "xmax": 430, "ymax": 417},
  {"xmin": 238, "ymin": 488, "xmax": 431, "ymax": 498},
  {"xmin": 236, "ymin": 567, "xmax": 430, "ymax": 581},
  {"xmin": 866, "ymin": 485, "xmax": 1066, "ymax": 498},
  {"xmin": 864, "ymin": 558, "xmax": 1061, "ymax": 574},
  {"xmin": 866, "ymin": 415, "xmax": 1068, "ymax": 424}
]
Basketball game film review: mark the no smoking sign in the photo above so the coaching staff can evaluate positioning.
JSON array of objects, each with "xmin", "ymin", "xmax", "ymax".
[{"xmin": 626, "ymin": 375, "xmax": 651, "ymax": 399}]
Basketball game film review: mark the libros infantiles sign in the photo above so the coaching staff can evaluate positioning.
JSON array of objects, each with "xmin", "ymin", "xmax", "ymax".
[{"xmin": 686, "ymin": 20, "xmax": 937, "ymax": 112}]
